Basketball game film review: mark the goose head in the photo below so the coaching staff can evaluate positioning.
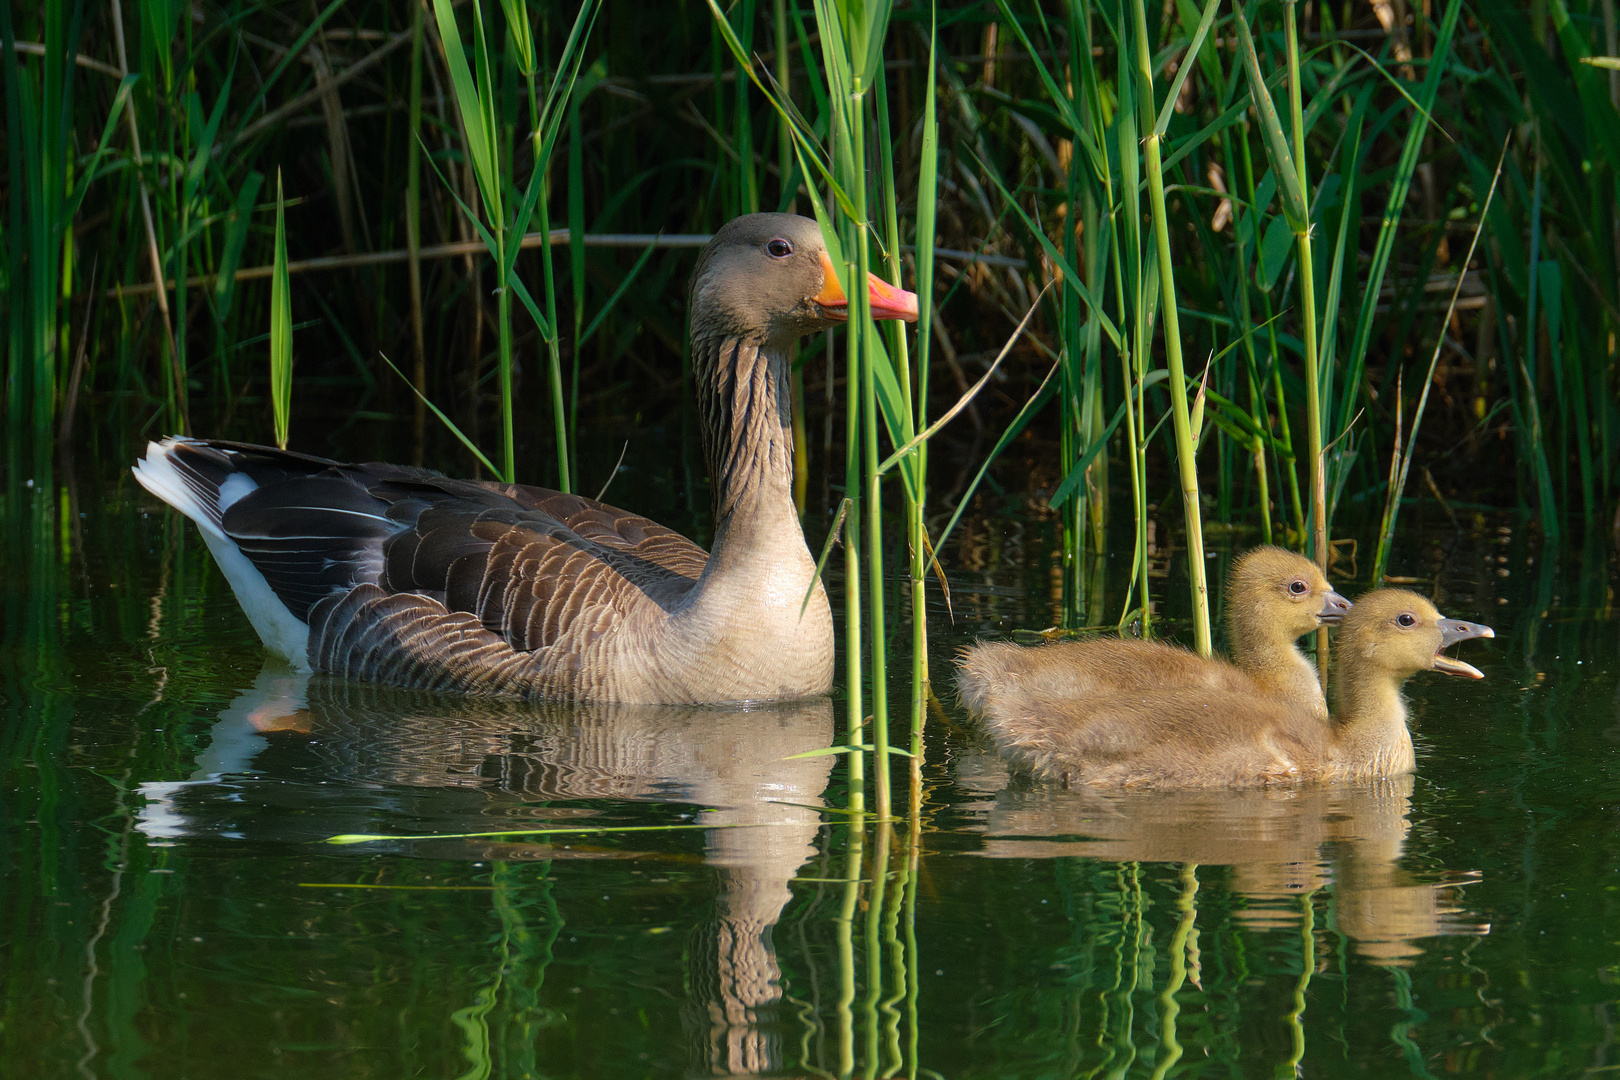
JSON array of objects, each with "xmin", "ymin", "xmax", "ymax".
[
  {"xmin": 688, "ymin": 213, "xmax": 918, "ymax": 346},
  {"xmin": 1338, "ymin": 589, "xmax": 1494, "ymax": 682},
  {"xmin": 1228, "ymin": 545, "xmax": 1354, "ymax": 642}
]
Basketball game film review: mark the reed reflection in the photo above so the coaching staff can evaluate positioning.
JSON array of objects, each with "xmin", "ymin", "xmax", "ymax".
[
  {"xmin": 138, "ymin": 665, "xmax": 836, "ymax": 1076},
  {"xmin": 964, "ymin": 758, "xmax": 1487, "ymax": 965}
]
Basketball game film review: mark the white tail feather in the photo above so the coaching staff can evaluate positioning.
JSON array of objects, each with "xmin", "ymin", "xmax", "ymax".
[{"xmin": 133, "ymin": 438, "xmax": 312, "ymax": 671}]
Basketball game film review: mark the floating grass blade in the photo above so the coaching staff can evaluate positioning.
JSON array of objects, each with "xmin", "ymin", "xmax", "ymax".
[{"xmin": 326, "ymin": 821, "xmax": 767, "ymax": 845}]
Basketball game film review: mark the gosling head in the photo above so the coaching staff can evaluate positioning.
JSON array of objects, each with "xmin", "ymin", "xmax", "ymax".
[
  {"xmin": 689, "ymin": 213, "xmax": 918, "ymax": 345},
  {"xmin": 1337, "ymin": 589, "xmax": 1495, "ymax": 681},
  {"xmin": 1228, "ymin": 545, "xmax": 1354, "ymax": 642}
]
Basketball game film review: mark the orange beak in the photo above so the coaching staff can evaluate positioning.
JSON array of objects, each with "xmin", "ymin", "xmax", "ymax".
[{"xmin": 813, "ymin": 251, "xmax": 920, "ymax": 323}]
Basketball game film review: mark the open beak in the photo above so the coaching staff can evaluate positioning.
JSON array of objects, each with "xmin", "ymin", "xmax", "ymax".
[
  {"xmin": 1431, "ymin": 617, "xmax": 1495, "ymax": 679},
  {"xmin": 814, "ymin": 252, "xmax": 920, "ymax": 323},
  {"xmin": 1317, "ymin": 589, "xmax": 1352, "ymax": 625}
]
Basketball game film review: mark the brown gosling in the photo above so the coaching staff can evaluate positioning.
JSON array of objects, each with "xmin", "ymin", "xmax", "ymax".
[
  {"xmin": 970, "ymin": 589, "xmax": 1492, "ymax": 789},
  {"xmin": 957, "ymin": 545, "xmax": 1352, "ymax": 724}
]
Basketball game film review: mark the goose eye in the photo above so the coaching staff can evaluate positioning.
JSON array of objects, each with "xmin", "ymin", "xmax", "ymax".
[
  {"xmin": 1396, "ymin": 612, "xmax": 1417, "ymax": 628},
  {"xmin": 1288, "ymin": 579, "xmax": 1308, "ymax": 595},
  {"xmin": 766, "ymin": 238, "xmax": 793, "ymax": 258}
]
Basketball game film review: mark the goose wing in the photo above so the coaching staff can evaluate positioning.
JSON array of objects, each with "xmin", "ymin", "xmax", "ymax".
[
  {"xmin": 150, "ymin": 439, "xmax": 706, "ymax": 658},
  {"xmin": 371, "ymin": 479, "xmax": 707, "ymax": 651}
]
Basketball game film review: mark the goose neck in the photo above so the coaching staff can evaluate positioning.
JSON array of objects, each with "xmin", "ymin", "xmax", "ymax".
[
  {"xmin": 690, "ymin": 332, "xmax": 800, "ymax": 547},
  {"xmin": 1328, "ymin": 667, "xmax": 1415, "ymax": 776},
  {"xmin": 1227, "ymin": 606, "xmax": 1294, "ymax": 672}
]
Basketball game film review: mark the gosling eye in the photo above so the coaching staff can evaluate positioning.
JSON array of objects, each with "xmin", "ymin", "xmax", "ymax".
[
  {"xmin": 766, "ymin": 238, "xmax": 793, "ymax": 258},
  {"xmin": 1396, "ymin": 612, "xmax": 1418, "ymax": 628},
  {"xmin": 1287, "ymin": 579, "xmax": 1309, "ymax": 596}
]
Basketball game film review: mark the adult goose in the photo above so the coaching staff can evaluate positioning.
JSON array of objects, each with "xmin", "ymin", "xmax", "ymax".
[
  {"xmin": 958, "ymin": 546, "xmax": 1352, "ymax": 724},
  {"xmin": 972, "ymin": 589, "xmax": 1492, "ymax": 789},
  {"xmin": 133, "ymin": 213, "xmax": 918, "ymax": 704}
]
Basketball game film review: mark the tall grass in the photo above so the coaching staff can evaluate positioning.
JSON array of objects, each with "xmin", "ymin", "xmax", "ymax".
[
  {"xmin": 1, "ymin": 2, "xmax": 131, "ymax": 471},
  {"xmin": 970, "ymin": 0, "xmax": 1474, "ymax": 651},
  {"xmin": 428, "ymin": 0, "xmax": 598, "ymax": 485},
  {"xmin": 1461, "ymin": 0, "xmax": 1620, "ymax": 540}
]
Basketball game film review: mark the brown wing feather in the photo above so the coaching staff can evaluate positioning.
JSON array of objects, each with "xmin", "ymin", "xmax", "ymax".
[
  {"xmin": 365, "ymin": 480, "xmax": 707, "ymax": 656},
  {"xmin": 310, "ymin": 585, "xmax": 544, "ymax": 696},
  {"xmin": 494, "ymin": 485, "xmax": 709, "ymax": 580}
]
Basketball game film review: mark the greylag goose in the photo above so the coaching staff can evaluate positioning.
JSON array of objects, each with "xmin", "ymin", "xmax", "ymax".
[
  {"xmin": 972, "ymin": 589, "xmax": 1492, "ymax": 788},
  {"xmin": 133, "ymin": 213, "xmax": 918, "ymax": 703},
  {"xmin": 958, "ymin": 545, "xmax": 1351, "ymax": 723}
]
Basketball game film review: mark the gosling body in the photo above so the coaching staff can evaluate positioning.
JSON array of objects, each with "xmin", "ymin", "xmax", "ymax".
[
  {"xmin": 958, "ymin": 546, "xmax": 1351, "ymax": 723},
  {"xmin": 971, "ymin": 589, "xmax": 1491, "ymax": 789}
]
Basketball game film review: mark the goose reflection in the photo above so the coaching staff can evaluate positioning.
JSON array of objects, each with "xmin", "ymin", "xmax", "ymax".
[
  {"xmin": 962, "ymin": 755, "xmax": 1486, "ymax": 965},
  {"xmin": 138, "ymin": 664, "xmax": 835, "ymax": 1076}
]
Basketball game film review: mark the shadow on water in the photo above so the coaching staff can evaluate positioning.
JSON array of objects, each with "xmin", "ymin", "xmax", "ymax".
[{"xmin": 140, "ymin": 669, "xmax": 836, "ymax": 1077}]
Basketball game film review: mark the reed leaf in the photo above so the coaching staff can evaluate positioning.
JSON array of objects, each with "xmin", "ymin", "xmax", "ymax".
[{"xmin": 269, "ymin": 169, "xmax": 292, "ymax": 450}]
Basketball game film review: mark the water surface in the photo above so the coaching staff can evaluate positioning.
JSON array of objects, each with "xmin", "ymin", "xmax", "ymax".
[{"xmin": 3, "ymin": 457, "xmax": 1617, "ymax": 1078}]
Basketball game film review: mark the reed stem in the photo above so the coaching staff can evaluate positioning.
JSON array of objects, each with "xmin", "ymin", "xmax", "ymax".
[
  {"xmin": 1132, "ymin": 0, "xmax": 1210, "ymax": 655},
  {"xmin": 406, "ymin": 0, "xmax": 427, "ymax": 459},
  {"xmin": 1283, "ymin": 0, "xmax": 1329, "ymax": 681}
]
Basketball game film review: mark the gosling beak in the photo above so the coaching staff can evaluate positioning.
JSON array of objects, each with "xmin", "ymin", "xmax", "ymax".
[
  {"xmin": 814, "ymin": 252, "xmax": 920, "ymax": 323},
  {"xmin": 1317, "ymin": 589, "xmax": 1353, "ymax": 625},
  {"xmin": 1432, "ymin": 617, "xmax": 1495, "ymax": 680}
]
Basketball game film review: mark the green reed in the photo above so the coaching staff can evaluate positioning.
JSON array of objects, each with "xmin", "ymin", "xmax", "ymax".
[
  {"xmin": 269, "ymin": 169, "xmax": 292, "ymax": 449},
  {"xmin": 428, "ymin": 0, "xmax": 597, "ymax": 486},
  {"xmin": 1458, "ymin": 0, "xmax": 1620, "ymax": 539},
  {"xmin": 1136, "ymin": 0, "xmax": 1217, "ymax": 654},
  {"xmin": 712, "ymin": 0, "xmax": 942, "ymax": 820},
  {"xmin": 990, "ymin": 0, "xmax": 1220, "ymax": 645},
  {"xmin": 905, "ymin": 14, "xmax": 940, "ymax": 799},
  {"xmin": 1374, "ymin": 137, "xmax": 1508, "ymax": 583},
  {"xmin": 819, "ymin": 0, "xmax": 895, "ymax": 820},
  {"xmin": 10, "ymin": 0, "xmax": 1615, "ymax": 548},
  {"xmin": 979, "ymin": 0, "xmax": 1471, "ymax": 651},
  {"xmin": 1, "ymin": 1, "xmax": 131, "ymax": 468}
]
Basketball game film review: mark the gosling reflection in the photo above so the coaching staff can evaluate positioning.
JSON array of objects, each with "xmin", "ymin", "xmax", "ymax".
[
  {"xmin": 138, "ymin": 665, "xmax": 836, "ymax": 1076},
  {"xmin": 974, "ymin": 772, "xmax": 1487, "ymax": 964}
]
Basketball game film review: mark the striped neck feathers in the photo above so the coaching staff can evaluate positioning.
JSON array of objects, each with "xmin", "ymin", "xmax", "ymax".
[{"xmin": 690, "ymin": 331, "xmax": 797, "ymax": 529}]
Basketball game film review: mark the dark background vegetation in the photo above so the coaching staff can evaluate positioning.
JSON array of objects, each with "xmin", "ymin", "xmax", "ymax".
[{"xmin": 3, "ymin": 0, "xmax": 1617, "ymax": 544}]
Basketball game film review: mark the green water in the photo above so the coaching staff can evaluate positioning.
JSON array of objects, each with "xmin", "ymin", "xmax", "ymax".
[{"xmin": 3, "ymin": 456, "xmax": 1618, "ymax": 1079}]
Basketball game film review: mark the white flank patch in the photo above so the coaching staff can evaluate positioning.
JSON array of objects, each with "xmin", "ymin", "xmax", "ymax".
[{"xmin": 133, "ymin": 439, "xmax": 313, "ymax": 671}]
